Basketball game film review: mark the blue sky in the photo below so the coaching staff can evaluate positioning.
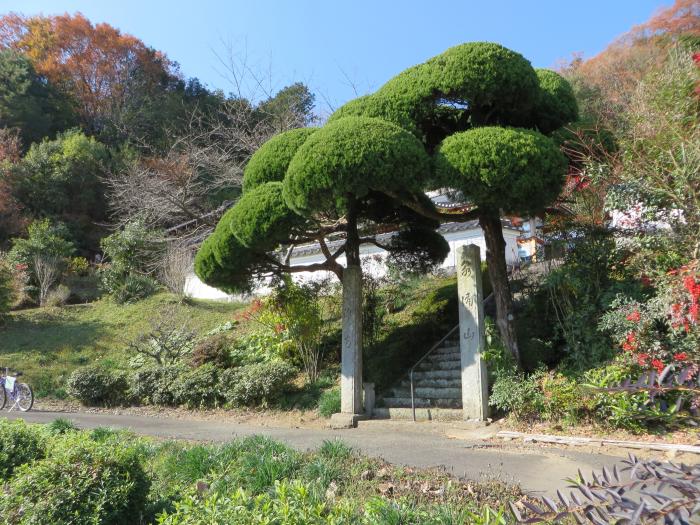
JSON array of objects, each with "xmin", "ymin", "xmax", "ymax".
[{"xmin": 3, "ymin": 0, "xmax": 671, "ymax": 114}]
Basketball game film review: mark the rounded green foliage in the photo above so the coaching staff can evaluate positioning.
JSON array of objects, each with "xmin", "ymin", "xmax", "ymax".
[
  {"xmin": 404, "ymin": 42, "xmax": 539, "ymax": 125},
  {"xmin": 0, "ymin": 420, "xmax": 46, "ymax": 477},
  {"xmin": 130, "ymin": 365, "xmax": 182, "ymax": 406},
  {"xmin": 171, "ymin": 363, "xmax": 222, "ymax": 408},
  {"xmin": 329, "ymin": 43, "xmax": 541, "ymax": 138},
  {"xmin": 242, "ymin": 128, "xmax": 316, "ymax": 192},
  {"xmin": 66, "ymin": 365, "xmax": 129, "ymax": 407},
  {"xmin": 327, "ymin": 92, "xmax": 421, "ymax": 136},
  {"xmin": 532, "ymin": 69, "xmax": 579, "ymax": 134},
  {"xmin": 194, "ymin": 217, "xmax": 259, "ymax": 293},
  {"xmin": 229, "ymin": 182, "xmax": 302, "ymax": 250},
  {"xmin": 0, "ymin": 433, "xmax": 149, "ymax": 525},
  {"xmin": 435, "ymin": 126, "xmax": 568, "ymax": 215},
  {"xmin": 284, "ymin": 116, "xmax": 431, "ymax": 216},
  {"xmin": 219, "ymin": 361, "xmax": 296, "ymax": 407}
]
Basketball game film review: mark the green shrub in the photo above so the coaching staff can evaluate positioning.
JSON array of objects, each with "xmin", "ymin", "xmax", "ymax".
[
  {"xmin": 99, "ymin": 221, "xmax": 163, "ymax": 304},
  {"xmin": 111, "ymin": 273, "xmax": 159, "ymax": 304},
  {"xmin": 45, "ymin": 417, "xmax": 78, "ymax": 436},
  {"xmin": 190, "ymin": 333, "xmax": 233, "ymax": 368},
  {"xmin": 66, "ymin": 365, "xmax": 129, "ymax": 406},
  {"xmin": 583, "ymin": 362, "xmax": 654, "ymax": 433},
  {"xmin": 539, "ymin": 371, "xmax": 584, "ymax": 423},
  {"xmin": 219, "ymin": 361, "xmax": 296, "ymax": 407},
  {"xmin": 0, "ymin": 420, "xmax": 46, "ymax": 477},
  {"xmin": 318, "ymin": 387, "xmax": 341, "ymax": 418},
  {"xmin": 171, "ymin": 363, "xmax": 222, "ymax": 408},
  {"xmin": 130, "ymin": 365, "xmax": 182, "ymax": 406},
  {"xmin": 489, "ymin": 367, "xmax": 544, "ymax": 419},
  {"xmin": 158, "ymin": 480, "xmax": 348, "ymax": 524},
  {"xmin": 0, "ymin": 433, "xmax": 149, "ymax": 525},
  {"xmin": 68, "ymin": 256, "xmax": 90, "ymax": 276}
]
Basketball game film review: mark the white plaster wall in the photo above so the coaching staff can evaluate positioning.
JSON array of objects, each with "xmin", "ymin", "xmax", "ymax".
[
  {"xmin": 183, "ymin": 274, "xmax": 237, "ymax": 301},
  {"xmin": 184, "ymin": 226, "xmax": 522, "ymax": 300}
]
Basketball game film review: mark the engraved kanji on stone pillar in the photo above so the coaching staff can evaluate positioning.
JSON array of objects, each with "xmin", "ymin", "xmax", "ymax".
[{"xmin": 456, "ymin": 244, "xmax": 489, "ymax": 421}]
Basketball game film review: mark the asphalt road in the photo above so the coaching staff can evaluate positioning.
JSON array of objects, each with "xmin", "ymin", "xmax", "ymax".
[{"xmin": 6, "ymin": 410, "xmax": 628, "ymax": 495}]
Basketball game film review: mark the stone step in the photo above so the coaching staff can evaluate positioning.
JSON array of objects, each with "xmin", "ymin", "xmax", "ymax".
[
  {"xmin": 388, "ymin": 387, "xmax": 462, "ymax": 400},
  {"xmin": 398, "ymin": 378, "xmax": 462, "ymax": 389},
  {"xmin": 417, "ymin": 359, "xmax": 460, "ymax": 371},
  {"xmin": 381, "ymin": 396, "xmax": 462, "ymax": 409},
  {"xmin": 373, "ymin": 407, "xmax": 463, "ymax": 421},
  {"xmin": 427, "ymin": 352, "xmax": 461, "ymax": 363},
  {"xmin": 434, "ymin": 345, "xmax": 460, "ymax": 355},
  {"xmin": 411, "ymin": 369, "xmax": 461, "ymax": 380}
]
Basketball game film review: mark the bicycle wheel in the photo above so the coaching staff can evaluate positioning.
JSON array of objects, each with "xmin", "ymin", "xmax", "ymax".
[
  {"xmin": 15, "ymin": 383, "xmax": 33, "ymax": 412},
  {"xmin": 0, "ymin": 386, "xmax": 6, "ymax": 410}
]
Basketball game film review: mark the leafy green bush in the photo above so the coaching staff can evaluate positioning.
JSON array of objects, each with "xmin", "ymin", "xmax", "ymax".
[
  {"xmin": 158, "ymin": 480, "xmax": 348, "ymax": 524},
  {"xmin": 45, "ymin": 417, "xmax": 78, "ymax": 436},
  {"xmin": 489, "ymin": 367, "xmax": 544, "ymax": 420},
  {"xmin": 219, "ymin": 361, "xmax": 296, "ymax": 407},
  {"xmin": 583, "ymin": 361, "xmax": 658, "ymax": 433},
  {"xmin": 0, "ymin": 433, "xmax": 149, "ymax": 525},
  {"xmin": 130, "ymin": 365, "xmax": 182, "ymax": 406},
  {"xmin": 171, "ymin": 363, "xmax": 222, "ymax": 408},
  {"xmin": 318, "ymin": 387, "xmax": 341, "ymax": 418},
  {"xmin": 110, "ymin": 273, "xmax": 159, "ymax": 304},
  {"xmin": 230, "ymin": 330, "xmax": 284, "ymax": 365},
  {"xmin": 539, "ymin": 371, "xmax": 584, "ymax": 423},
  {"xmin": 66, "ymin": 365, "xmax": 129, "ymax": 406},
  {"xmin": 8, "ymin": 219, "xmax": 74, "ymax": 304},
  {"xmin": 0, "ymin": 419, "xmax": 46, "ymax": 477},
  {"xmin": 190, "ymin": 333, "xmax": 233, "ymax": 368},
  {"xmin": 100, "ymin": 220, "xmax": 162, "ymax": 304}
]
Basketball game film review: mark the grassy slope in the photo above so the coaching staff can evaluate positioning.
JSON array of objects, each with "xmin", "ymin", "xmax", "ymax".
[
  {"xmin": 0, "ymin": 293, "xmax": 245, "ymax": 397},
  {"xmin": 0, "ymin": 275, "xmax": 461, "ymax": 401}
]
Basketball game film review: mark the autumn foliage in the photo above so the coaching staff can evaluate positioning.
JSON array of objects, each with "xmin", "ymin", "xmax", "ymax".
[
  {"xmin": 0, "ymin": 12, "xmax": 175, "ymax": 130},
  {"xmin": 562, "ymin": 0, "xmax": 700, "ymax": 127}
]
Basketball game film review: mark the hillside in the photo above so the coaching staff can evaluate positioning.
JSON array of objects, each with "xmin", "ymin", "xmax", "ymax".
[{"xmin": 0, "ymin": 294, "xmax": 245, "ymax": 397}]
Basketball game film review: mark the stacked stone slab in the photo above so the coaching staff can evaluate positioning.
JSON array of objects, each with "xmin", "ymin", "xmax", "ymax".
[{"xmin": 374, "ymin": 336, "xmax": 463, "ymax": 421}]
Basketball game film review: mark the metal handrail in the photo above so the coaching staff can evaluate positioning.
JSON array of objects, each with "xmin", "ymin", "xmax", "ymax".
[
  {"xmin": 409, "ymin": 324, "xmax": 459, "ymax": 422},
  {"xmin": 408, "ymin": 292, "xmax": 493, "ymax": 422}
]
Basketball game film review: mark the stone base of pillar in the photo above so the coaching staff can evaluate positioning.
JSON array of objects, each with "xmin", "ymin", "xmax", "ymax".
[{"xmin": 329, "ymin": 413, "xmax": 369, "ymax": 429}]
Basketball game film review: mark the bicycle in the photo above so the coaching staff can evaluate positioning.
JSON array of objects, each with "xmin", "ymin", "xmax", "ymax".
[{"xmin": 0, "ymin": 368, "xmax": 34, "ymax": 412}]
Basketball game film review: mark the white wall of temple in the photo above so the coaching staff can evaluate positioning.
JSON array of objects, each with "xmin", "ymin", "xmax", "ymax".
[{"xmin": 183, "ymin": 226, "xmax": 521, "ymax": 300}]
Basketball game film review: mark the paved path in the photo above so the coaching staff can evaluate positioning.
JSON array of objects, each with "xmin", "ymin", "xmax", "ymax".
[{"xmin": 7, "ymin": 410, "xmax": 625, "ymax": 496}]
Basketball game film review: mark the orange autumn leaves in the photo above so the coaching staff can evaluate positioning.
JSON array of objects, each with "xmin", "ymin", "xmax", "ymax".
[{"xmin": 0, "ymin": 12, "xmax": 175, "ymax": 129}]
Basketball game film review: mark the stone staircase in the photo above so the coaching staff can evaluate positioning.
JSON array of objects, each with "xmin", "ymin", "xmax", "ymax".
[{"xmin": 374, "ymin": 334, "xmax": 463, "ymax": 421}]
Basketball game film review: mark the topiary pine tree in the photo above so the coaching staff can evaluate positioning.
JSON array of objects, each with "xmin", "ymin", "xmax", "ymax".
[{"xmin": 195, "ymin": 42, "xmax": 577, "ymax": 416}]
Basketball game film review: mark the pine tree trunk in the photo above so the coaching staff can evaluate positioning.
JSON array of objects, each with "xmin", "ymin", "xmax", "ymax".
[
  {"xmin": 340, "ymin": 199, "xmax": 363, "ymax": 414},
  {"xmin": 479, "ymin": 213, "xmax": 521, "ymax": 366}
]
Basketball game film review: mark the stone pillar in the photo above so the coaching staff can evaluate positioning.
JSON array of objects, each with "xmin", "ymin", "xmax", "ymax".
[
  {"xmin": 330, "ymin": 265, "xmax": 365, "ymax": 428},
  {"xmin": 456, "ymin": 244, "xmax": 489, "ymax": 421}
]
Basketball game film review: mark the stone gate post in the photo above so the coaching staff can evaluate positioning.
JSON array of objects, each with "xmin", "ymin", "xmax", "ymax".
[{"xmin": 456, "ymin": 244, "xmax": 489, "ymax": 421}]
